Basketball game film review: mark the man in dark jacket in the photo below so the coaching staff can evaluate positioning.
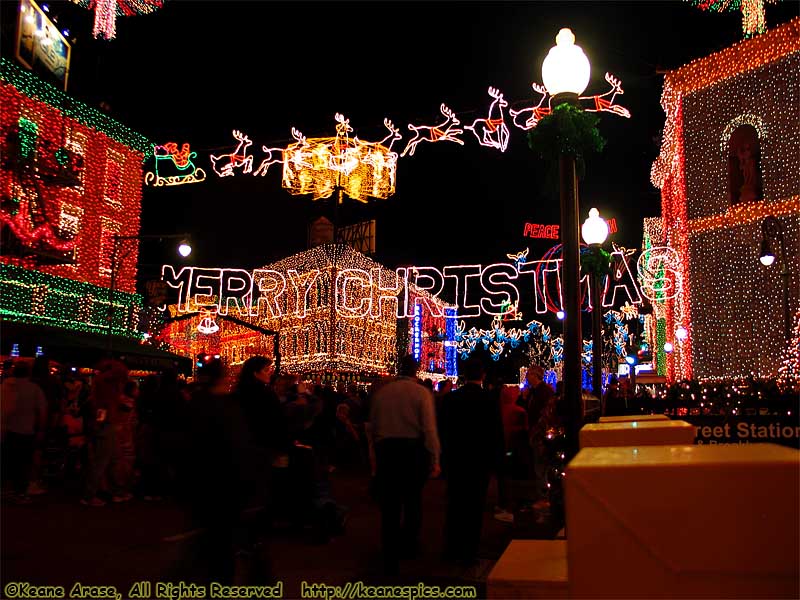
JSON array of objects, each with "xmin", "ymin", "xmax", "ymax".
[{"xmin": 439, "ymin": 357, "xmax": 505, "ymax": 566}]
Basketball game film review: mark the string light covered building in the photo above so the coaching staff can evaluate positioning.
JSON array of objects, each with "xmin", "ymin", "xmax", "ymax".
[
  {"xmin": 160, "ymin": 243, "xmax": 457, "ymax": 383},
  {"xmin": 651, "ymin": 18, "xmax": 800, "ymax": 382},
  {"xmin": 0, "ymin": 57, "xmax": 157, "ymax": 364}
]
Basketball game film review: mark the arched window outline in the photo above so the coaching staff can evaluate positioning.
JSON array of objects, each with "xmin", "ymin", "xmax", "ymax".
[{"xmin": 725, "ymin": 119, "xmax": 764, "ymax": 206}]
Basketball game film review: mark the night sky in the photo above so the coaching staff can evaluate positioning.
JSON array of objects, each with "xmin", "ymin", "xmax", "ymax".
[{"xmin": 17, "ymin": 1, "xmax": 800, "ymax": 293}]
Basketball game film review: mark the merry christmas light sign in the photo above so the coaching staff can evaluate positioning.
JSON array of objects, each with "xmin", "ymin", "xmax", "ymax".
[{"xmin": 161, "ymin": 246, "xmax": 677, "ymax": 319}]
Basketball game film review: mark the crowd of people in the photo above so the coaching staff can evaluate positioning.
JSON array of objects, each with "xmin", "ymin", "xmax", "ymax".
[{"xmin": 1, "ymin": 353, "xmax": 569, "ymax": 581}]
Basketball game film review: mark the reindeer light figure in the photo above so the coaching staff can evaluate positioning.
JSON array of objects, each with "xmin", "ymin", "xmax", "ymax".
[
  {"xmin": 375, "ymin": 118, "xmax": 403, "ymax": 152},
  {"xmin": 401, "ymin": 104, "xmax": 464, "ymax": 157},
  {"xmin": 254, "ymin": 128, "xmax": 313, "ymax": 178},
  {"xmin": 579, "ymin": 73, "xmax": 631, "ymax": 118},
  {"xmin": 282, "ymin": 128, "xmax": 318, "ymax": 194},
  {"xmin": 464, "ymin": 87, "xmax": 510, "ymax": 152},
  {"xmin": 510, "ymin": 83, "xmax": 552, "ymax": 131},
  {"xmin": 329, "ymin": 113, "xmax": 360, "ymax": 175},
  {"xmin": 210, "ymin": 130, "xmax": 254, "ymax": 177},
  {"xmin": 253, "ymin": 145, "xmax": 288, "ymax": 177},
  {"xmin": 361, "ymin": 119, "xmax": 402, "ymax": 200},
  {"xmin": 511, "ymin": 72, "xmax": 630, "ymax": 133}
]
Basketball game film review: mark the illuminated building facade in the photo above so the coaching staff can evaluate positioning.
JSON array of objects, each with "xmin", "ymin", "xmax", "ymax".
[
  {"xmin": 1, "ymin": 57, "xmax": 150, "ymax": 346},
  {"xmin": 651, "ymin": 18, "xmax": 800, "ymax": 381}
]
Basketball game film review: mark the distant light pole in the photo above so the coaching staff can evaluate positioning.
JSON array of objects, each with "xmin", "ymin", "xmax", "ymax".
[
  {"xmin": 759, "ymin": 215, "xmax": 790, "ymax": 339},
  {"xmin": 582, "ymin": 207, "xmax": 609, "ymax": 401},
  {"xmin": 541, "ymin": 28, "xmax": 591, "ymax": 458},
  {"xmin": 107, "ymin": 233, "xmax": 192, "ymax": 354}
]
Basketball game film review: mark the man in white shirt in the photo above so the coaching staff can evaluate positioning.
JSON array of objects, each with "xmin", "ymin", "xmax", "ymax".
[{"xmin": 369, "ymin": 355, "xmax": 440, "ymax": 575}]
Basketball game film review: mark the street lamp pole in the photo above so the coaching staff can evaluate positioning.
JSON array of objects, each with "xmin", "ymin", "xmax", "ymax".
[
  {"xmin": 759, "ymin": 215, "xmax": 790, "ymax": 339},
  {"xmin": 106, "ymin": 233, "xmax": 192, "ymax": 355},
  {"xmin": 542, "ymin": 28, "xmax": 591, "ymax": 458},
  {"xmin": 560, "ymin": 153, "xmax": 583, "ymax": 455},
  {"xmin": 582, "ymin": 208, "xmax": 610, "ymax": 402}
]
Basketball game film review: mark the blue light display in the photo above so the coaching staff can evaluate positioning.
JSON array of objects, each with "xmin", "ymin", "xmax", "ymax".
[
  {"xmin": 412, "ymin": 303, "xmax": 422, "ymax": 362},
  {"xmin": 445, "ymin": 307, "xmax": 458, "ymax": 378}
]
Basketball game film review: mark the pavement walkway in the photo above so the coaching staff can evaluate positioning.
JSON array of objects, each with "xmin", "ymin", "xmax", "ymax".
[{"xmin": 2, "ymin": 468, "xmax": 560, "ymax": 599}]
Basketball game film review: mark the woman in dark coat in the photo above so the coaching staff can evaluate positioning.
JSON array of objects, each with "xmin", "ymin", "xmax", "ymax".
[{"xmin": 234, "ymin": 357, "xmax": 289, "ymax": 461}]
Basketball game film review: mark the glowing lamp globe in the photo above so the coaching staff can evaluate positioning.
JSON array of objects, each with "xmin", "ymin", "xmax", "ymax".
[
  {"xmin": 663, "ymin": 342, "xmax": 674, "ymax": 354},
  {"xmin": 557, "ymin": 310, "xmax": 566, "ymax": 320},
  {"xmin": 541, "ymin": 28, "xmax": 591, "ymax": 98},
  {"xmin": 675, "ymin": 326, "xmax": 688, "ymax": 341},
  {"xmin": 759, "ymin": 237, "xmax": 775, "ymax": 266},
  {"xmin": 581, "ymin": 208, "xmax": 609, "ymax": 245},
  {"xmin": 178, "ymin": 241, "xmax": 192, "ymax": 257}
]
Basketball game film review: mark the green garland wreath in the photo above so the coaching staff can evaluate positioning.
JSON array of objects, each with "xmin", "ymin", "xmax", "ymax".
[
  {"xmin": 580, "ymin": 245, "xmax": 612, "ymax": 277},
  {"xmin": 528, "ymin": 102, "xmax": 606, "ymax": 159},
  {"xmin": 527, "ymin": 103, "xmax": 606, "ymax": 198}
]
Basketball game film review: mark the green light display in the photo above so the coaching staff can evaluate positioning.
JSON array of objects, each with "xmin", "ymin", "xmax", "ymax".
[
  {"xmin": 0, "ymin": 58, "xmax": 152, "ymax": 158},
  {"xmin": 0, "ymin": 263, "xmax": 143, "ymax": 339},
  {"xmin": 18, "ymin": 117, "xmax": 38, "ymax": 159}
]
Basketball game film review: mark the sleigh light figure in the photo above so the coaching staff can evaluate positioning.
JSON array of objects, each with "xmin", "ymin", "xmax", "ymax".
[{"xmin": 145, "ymin": 142, "xmax": 207, "ymax": 187}]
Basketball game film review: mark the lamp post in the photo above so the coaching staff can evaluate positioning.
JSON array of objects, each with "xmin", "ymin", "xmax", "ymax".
[
  {"xmin": 541, "ymin": 28, "xmax": 591, "ymax": 458},
  {"xmin": 581, "ymin": 207, "xmax": 609, "ymax": 402},
  {"xmin": 759, "ymin": 215, "xmax": 790, "ymax": 339},
  {"xmin": 107, "ymin": 233, "xmax": 192, "ymax": 354}
]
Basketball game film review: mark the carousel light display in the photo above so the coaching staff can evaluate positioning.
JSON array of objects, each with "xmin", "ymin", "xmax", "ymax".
[
  {"xmin": 651, "ymin": 18, "xmax": 800, "ymax": 382},
  {"xmin": 282, "ymin": 115, "xmax": 400, "ymax": 203},
  {"xmin": 1, "ymin": 58, "xmax": 148, "ymax": 295},
  {"xmin": 685, "ymin": 0, "xmax": 782, "ymax": 38},
  {"xmin": 71, "ymin": 0, "xmax": 164, "ymax": 40}
]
